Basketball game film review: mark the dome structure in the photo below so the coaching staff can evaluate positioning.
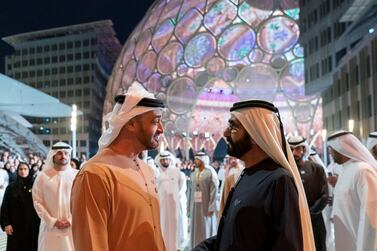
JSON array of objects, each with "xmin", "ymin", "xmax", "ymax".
[{"xmin": 104, "ymin": 0, "xmax": 323, "ymax": 156}]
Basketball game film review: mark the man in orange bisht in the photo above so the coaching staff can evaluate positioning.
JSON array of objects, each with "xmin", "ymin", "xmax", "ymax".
[{"xmin": 71, "ymin": 81, "xmax": 166, "ymax": 251}]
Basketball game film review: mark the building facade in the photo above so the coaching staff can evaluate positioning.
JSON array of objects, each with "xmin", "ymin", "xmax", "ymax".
[
  {"xmin": 300, "ymin": 0, "xmax": 377, "ymax": 140},
  {"xmin": 322, "ymin": 30, "xmax": 377, "ymax": 140},
  {"xmin": 3, "ymin": 20, "xmax": 122, "ymax": 157}
]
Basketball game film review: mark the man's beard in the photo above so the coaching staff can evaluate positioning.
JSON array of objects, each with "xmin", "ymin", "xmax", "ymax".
[
  {"xmin": 293, "ymin": 155, "xmax": 302, "ymax": 166},
  {"xmin": 227, "ymin": 134, "xmax": 252, "ymax": 159},
  {"xmin": 161, "ymin": 163, "xmax": 169, "ymax": 168}
]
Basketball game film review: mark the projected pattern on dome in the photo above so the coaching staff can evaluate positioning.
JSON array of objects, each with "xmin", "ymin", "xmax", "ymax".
[{"xmin": 105, "ymin": 0, "xmax": 322, "ymax": 153}]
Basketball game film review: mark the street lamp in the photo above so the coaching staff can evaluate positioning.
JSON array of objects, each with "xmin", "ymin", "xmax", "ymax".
[
  {"xmin": 348, "ymin": 119, "xmax": 354, "ymax": 132},
  {"xmin": 322, "ymin": 129, "xmax": 327, "ymax": 166},
  {"xmin": 71, "ymin": 104, "xmax": 77, "ymax": 158}
]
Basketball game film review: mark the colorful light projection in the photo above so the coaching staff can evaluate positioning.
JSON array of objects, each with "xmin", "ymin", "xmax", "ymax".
[{"xmin": 104, "ymin": 0, "xmax": 323, "ymax": 156}]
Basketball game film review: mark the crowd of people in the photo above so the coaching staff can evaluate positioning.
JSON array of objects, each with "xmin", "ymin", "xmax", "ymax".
[{"xmin": 0, "ymin": 81, "xmax": 376, "ymax": 251}]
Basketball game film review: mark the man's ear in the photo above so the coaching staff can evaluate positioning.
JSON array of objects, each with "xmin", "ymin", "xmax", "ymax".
[{"xmin": 125, "ymin": 119, "xmax": 137, "ymax": 132}]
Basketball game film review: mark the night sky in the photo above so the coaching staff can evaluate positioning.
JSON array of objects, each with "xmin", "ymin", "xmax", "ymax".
[{"xmin": 0, "ymin": 0, "xmax": 155, "ymax": 73}]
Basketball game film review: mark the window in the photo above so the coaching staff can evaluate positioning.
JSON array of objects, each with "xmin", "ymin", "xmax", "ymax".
[
  {"xmin": 80, "ymin": 140, "xmax": 87, "ymax": 147},
  {"xmin": 59, "ymin": 43, "xmax": 66, "ymax": 50},
  {"xmin": 52, "ymin": 68, "xmax": 58, "ymax": 74},
  {"xmin": 67, "ymin": 78, "xmax": 74, "ymax": 85},
  {"xmin": 75, "ymin": 41, "xmax": 81, "ymax": 47},
  {"xmin": 37, "ymin": 58, "xmax": 43, "ymax": 64},
  {"xmin": 67, "ymin": 42, "xmax": 73, "ymax": 49},
  {"xmin": 83, "ymin": 64, "xmax": 90, "ymax": 71},
  {"xmin": 37, "ymin": 46, "xmax": 42, "ymax": 53},
  {"xmin": 76, "ymin": 77, "xmax": 82, "ymax": 84},
  {"xmin": 59, "ymin": 67, "xmax": 66, "ymax": 74},
  {"xmin": 52, "ymin": 128, "xmax": 58, "ymax": 134},
  {"xmin": 37, "ymin": 70, "xmax": 43, "ymax": 77},
  {"xmin": 44, "ymin": 69, "xmax": 50, "ymax": 75},
  {"xmin": 75, "ymin": 89, "xmax": 82, "ymax": 96},
  {"xmin": 83, "ymin": 39, "xmax": 90, "ymax": 46},
  {"xmin": 83, "ymin": 88, "xmax": 90, "ymax": 96},
  {"xmin": 60, "ymin": 79, "xmax": 66, "ymax": 86},
  {"xmin": 44, "ymin": 45, "xmax": 50, "ymax": 52},
  {"xmin": 29, "ymin": 59, "xmax": 35, "ymax": 66},
  {"xmin": 30, "ymin": 71, "xmax": 35, "ymax": 77},
  {"xmin": 52, "ymin": 56, "xmax": 58, "ymax": 63},
  {"xmin": 355, "ymin": 65, "xmax": 359, "ymax": 84},
  {"xmin": 22, "ymin": 60, "xmax": 28, "ymax": 67},
  {"xmin": 60, "ymin": 128, "xmax": 67, "ymax": 134},
  {"xmin": 22, "ymin": 72, "xmax": 28, "ymax": 78},
  {"xmin": 67, "ymin": 54, "xmax": 73, "ymax": 61},
  {"xmin": 75, "ymin": 53, "xmax": 82, "ymax": 60},
  {"xmin": 43, "ymin": 140, "xmax": 51, "ymax": 146},
  {"xmin": 367, "ymin": 56, "xmax": 371, "ymax": 78},
  {"xmin": 68, "ymin": 90, "xmax": 74, "ymax": 97},
  {"xmin": 60, "ymin": 91, "xmax": 66, "ymax": 98},
  {"xmin": 83, "ymin": 52, "xmax": 90, "ymax": 59},
  {"xmin": 75, "ymin": 65, "xmax": 82, "ymax": 72},
  {"xmin": 59, "ymin": 55, "xmax": 66, "ymax": 61},
  {"xmin": 29, "ymin": 48, "xmax": 35, "ymax": 54},
  {"xmin": 44, "ymin": 57, "xmax": 50, "ymax": 64}
]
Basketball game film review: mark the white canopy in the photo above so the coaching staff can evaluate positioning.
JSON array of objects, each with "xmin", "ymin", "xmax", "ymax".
[
  {"xmin": 0, "ymin": 73, "xmax": 81, "ymax": 117},
  {"xmin": 0, "ymin": 74, "xmax": 82, "ymax": 158}
]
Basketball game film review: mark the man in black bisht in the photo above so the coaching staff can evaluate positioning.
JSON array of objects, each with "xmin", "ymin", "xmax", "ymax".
[
  {"xmin": 192, "ymin": 100, "xmax": 315, "ymax": 251},
  {"xmin": 0, "ymin": 162, "xmax": 40, "ymax": 251},
  {"xmin": 288, "ymin": 136, "xmax": 328, "ymax": 251}
]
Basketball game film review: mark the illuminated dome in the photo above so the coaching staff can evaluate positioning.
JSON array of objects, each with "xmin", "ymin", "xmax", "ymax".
[{"xmin": 104, "ymin": 0, "xmax": 323, "ymax": 155}]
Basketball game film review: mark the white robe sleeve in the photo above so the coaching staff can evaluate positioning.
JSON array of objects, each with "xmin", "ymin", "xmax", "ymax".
[
  {"xmin": 32, "ymin": 174, "xmax": 57, "ymax": 228},
  {"xmin": 355, "ymin": 168, "xmax": 377, "ymax": 251},
  {"xmin": 208, "ymin": 172, "xmax": 218, "ymax": 214}
]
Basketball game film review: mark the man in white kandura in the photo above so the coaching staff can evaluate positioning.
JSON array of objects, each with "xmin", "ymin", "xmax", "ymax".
[
  {"xmin": 327, "ymin": 130, "xmax": 377, "ymax": 251},
  {"xmin": 155, "ymin": 151, "xmax": 187, "ymax": 251},
  {"xmin": 32, "ymin": 142, "xmax": 78, "ymax": 251},
  {"xmin": 189, "ymin": 152, "xmax": 219, "ymax": 248}
]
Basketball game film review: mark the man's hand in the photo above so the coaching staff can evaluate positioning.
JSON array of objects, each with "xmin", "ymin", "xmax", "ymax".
[
  {"xmin": 54, "ymin": 220, "xmax": 71, "ymax": 229},
  {"xmin": 4, "ymin": 225, "xmax": 13, "ymax": 235},
  {"xmin": 207, "ymin": 211, "xmax": 214, "ymax": 217}
]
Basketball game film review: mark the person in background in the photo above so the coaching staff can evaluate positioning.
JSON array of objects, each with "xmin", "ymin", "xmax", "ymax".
[
  {"xmin": 156, "ymin": 151, "xmax": 187, "ymax": 251},
  {"xmin": 32, "ymin": 142, "xmax": 78, "ymax": 251},
  {"xmin": 288, "ymin": 136, "xmax": 328, "ymax": 251},
  {"xmin": 189, "ymin": 152, "xmax": 219, "ymax": 248},
  {"xmin": 0, "ymin": 161, "xmax": 9, "ymax": 206},
  {"xmin": 70, "ymin": 158, "xmax": 81, "ymax": 170},
  {"xmin": 1, "ymin": 162, "xmax": 40, "ymax": 251},
  {"xmin": 327, "ymin": 130, "xmax": 377, "ymax": 251}
]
